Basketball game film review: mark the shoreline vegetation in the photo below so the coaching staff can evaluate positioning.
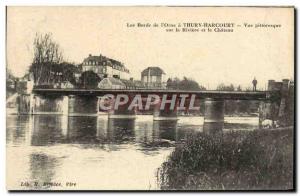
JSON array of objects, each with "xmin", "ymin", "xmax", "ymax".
[{"xmin": 157, "ymin": 127, "xmax": 293, "ymax": 190}]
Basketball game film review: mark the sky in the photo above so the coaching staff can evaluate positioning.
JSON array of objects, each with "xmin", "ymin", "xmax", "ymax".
[{"xmin": 6, "ymin": 7, "xmax": 294, "ymax": 89}]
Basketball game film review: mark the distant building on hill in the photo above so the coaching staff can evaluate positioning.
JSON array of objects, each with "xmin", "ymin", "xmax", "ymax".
[
  {"xmin": 141, "ymin": 67, "xmax": 166, "ymax": 88},
  {"xmin": 82, "ymin": 54, "xmax": 130, "ymax": 80}
]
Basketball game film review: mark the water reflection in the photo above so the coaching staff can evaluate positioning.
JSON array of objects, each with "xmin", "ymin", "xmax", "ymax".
[
  {"xmin": 8, "ymin": 115, "xmax": 260, "ymax": 147},
  {"xmin": 27, "ymin": 116, "xmax": 181, "ymax": 147},
  {"xmin": 137, "ymin": 121, "xmax": 178, "ymax": 152},
  {"xmin": 6, "ymin": 114, "xmax": 259, "ymax": 190},
  {"xmin": 6, "ymin": 115, "xmax": 29, "ymax": 145},
  {"xmin": 153, "ymin": 120, "xmax": 177, "ymax": 142},
  {"xmin": 66, "ymin": 116, "xmax": 98, "ymax": 144},
  {"xmin": 27, "ymin": 116, "xmax": 138, "ymax": 146},
  {"xmin": 29, "ymin": 153, "xmax": 59, "ymax": 190},
  {"xmin": 106, "ymin": 118, "xmax": 135, "ymax": 143},
  {"xmin": 31, "ymin": 115, "xmax": 65, "ymax": 146}
]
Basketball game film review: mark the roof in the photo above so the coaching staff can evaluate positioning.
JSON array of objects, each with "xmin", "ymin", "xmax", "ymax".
[
  {"xmin": 83, "ymin": 54, "xmax": 122, "ymax": 66},
  {"xmin": 121, "ymin": 79, "xmax": 135, "ymax": 87},
  {"xmin": 141, "ymin": 67, "xmax": 165, "ymax": 76},
  {"xmin": 99, "ymin": 77, "xmax": 126, "ymax": 86},
  {"xmin": 82, "ymin": 54, "xmax": 129, "ymax": 73}
]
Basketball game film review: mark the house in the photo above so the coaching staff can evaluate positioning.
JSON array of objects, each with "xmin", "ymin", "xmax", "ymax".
[
  {"xmin": 82, "ymin": 54, "xmax": 130, "ymax": 80},
  {"xmin": 141, "ymin": 67, "xmax": 166, "ymax": 88},
  {"xmin": 98, "ymin": 77, "xmax": 126, "ymax": 89}
]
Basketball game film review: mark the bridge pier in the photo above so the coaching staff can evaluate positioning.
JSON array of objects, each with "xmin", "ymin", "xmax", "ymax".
[
  {"xmin": 68, "ymin": 95, "xmax": 98, "ymax": 116},
  {"xmin": 62, "ymin": 95, "xmax": 69, "ymax": 115},
  {"xmin": 153, "ymin": 95, "xmax": 179, "ymax": 121},
  {"xmin": 260, "ymin": 79, "xmax": 290, "ymax": 126},
  {"xmin": 278, "ymin": 79, "xmax": 289, "ymax": 125},
  {"xmin": 203, "ymin": 98, "xmax": 225, "ymax": 134},
  {"xmin": 19, "ymin": 94, "xmax": 63, "ymax": 115},
  {"xmin": 108, "ymin": 95, "xmax": 136, "ymax": 119},
  {"xmin": 97, "ymin": 96, "xmax": 101, "ymax": 114},
  {"xmin": 33, "ymin": 95, "xmax": 62, "ymax": 115},
  {"xmin": 17, "ymin": 94, "xmax": 32, "ymax": 114},
  {"xmin": 29, "ymin": 94, "xmax": 35, "ymax": 114}
]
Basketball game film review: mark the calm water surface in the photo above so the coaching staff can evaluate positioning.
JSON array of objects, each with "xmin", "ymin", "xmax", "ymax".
[{"xmin": 6, "ymin": 115, "xmax": 258, "ymax": 190}]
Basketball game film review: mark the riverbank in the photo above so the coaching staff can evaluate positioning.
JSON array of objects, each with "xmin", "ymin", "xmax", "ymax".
[{"xmin": 157, "ymin": 127, "xmax": 294, "ymax": 190}]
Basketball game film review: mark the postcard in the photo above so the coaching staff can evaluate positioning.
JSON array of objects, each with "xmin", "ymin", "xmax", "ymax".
[{"xmin": 6, "ymin": 6, "xmax": 294, "ymax": 191}]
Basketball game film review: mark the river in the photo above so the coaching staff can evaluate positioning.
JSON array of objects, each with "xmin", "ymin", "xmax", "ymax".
[{"xmin": 6, "ymin": 114, "xmax": 259, "ymax": 190}]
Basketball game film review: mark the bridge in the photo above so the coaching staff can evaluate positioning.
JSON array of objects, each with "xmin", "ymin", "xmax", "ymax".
[
  {"xmin": 13, "ymin": 88, "xmax": 268, "ymax": 134},
  {"xmin": 12, "ymin": 79, "xmax": 291, "ymax": 134},
  {"xmin": 33, "ymin": 88, "xmax": 267, "ymax": 100}
]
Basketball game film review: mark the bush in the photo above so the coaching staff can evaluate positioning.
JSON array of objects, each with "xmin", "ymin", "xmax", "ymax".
[{"xmin": 157, "ymin": 128, "xmax": 293, "ymax": 190}]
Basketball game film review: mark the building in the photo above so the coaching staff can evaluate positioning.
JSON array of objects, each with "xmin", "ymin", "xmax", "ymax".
[
  {"xmin": 82, "ymin": 54, "xmax": 130, "ymax": 80},
  {"xmin": 141, "ymin": 67, "xmax": 166, "ymax": 88},
  {"xmin": 98, "ymin": 77, "xmax": 126, "ymax": 89}
]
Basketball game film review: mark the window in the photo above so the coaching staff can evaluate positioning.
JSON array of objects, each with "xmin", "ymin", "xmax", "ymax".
[
  {"xmin": 143, "ymin": 76, "xmax": 147, "ymax": 82},
  {"xmin": 151, "ymin": 76, "xmax": 156, "ymax": 82}
]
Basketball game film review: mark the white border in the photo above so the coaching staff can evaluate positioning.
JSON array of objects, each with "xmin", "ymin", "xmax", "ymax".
[{"xmin": 1, "ymin": 1, "xmax": 298, "ymax": 195}]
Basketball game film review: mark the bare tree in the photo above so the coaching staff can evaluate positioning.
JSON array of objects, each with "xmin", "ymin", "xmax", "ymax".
[{"xmin": 30, "ymin": 33, "xmax": 63, "ymax": 85}]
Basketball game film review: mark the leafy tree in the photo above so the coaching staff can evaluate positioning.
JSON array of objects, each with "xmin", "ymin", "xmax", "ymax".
[
  {"xmin": 60, "ymin": 62, "xmax": 80, "ymax": 85},
  {"xmin": 166, "ymin": 78, "xmax": 173, "ymax": 89},
  {"xmin": 6, "ymin": 69, "xmax": 16, "ymax": 81},
  {"xmin": 167, "ymin": 77, "xmax": 206, "ymax": 91},
  {"xmin": 79, "ymin": 71, "xmax": 101, "ymax": 89},
  {"xmin": 216, "ymin": 83, "xmax": 235, "ymax": 91},
  {"xmin": 6, "ymin": 69, "xmax": 17, "ymax": 95}
]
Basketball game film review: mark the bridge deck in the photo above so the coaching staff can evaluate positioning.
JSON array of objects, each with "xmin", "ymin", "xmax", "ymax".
[{"xmin": 33, "ymin": 88, "xmax": 267, "ymax": 100}]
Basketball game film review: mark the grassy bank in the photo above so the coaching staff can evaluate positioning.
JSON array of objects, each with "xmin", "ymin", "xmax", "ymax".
[{"xmin": 157, "ymin": 128, "xmax": 294, "ymax": 190}]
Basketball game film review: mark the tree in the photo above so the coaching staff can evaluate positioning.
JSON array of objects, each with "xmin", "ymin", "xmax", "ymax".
[
  {"xmin": 79, "ymin": 71, "xmax": 101, "ymax": 89},
  {"xmin": 6, "ymin": 69, "xmax": 15, "ymax": 81},
  {"xmin": 166, "ymin": 78, "xmax": 173, "ymax": 89},
  {"xmin": 60, "ymin": 62, "xmax": 79, "ymax": 85},
  {"xmin": 6, "ymin": 69, "xmax": 17, "ymax": 95},
  {"xmin": 166, "ymin": 77, "xmax": 206, "ymax": 91},
  {"xmin": 29, "ymin": 33, "xmax": 63, "ymax": 85},
  {"xmin": 216, "ymin": 83, "xmax": 235, "ymax": 91},
  {"xmin": 245, "ymin": 87, "xmax": 253, "ymax": 92}
]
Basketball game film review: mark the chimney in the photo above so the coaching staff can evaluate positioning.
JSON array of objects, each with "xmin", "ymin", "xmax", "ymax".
[
  {"xmin": 130, "ymin": 77, "xmax": 133, "ymax": 81},
  {"xmin": 89, "ymin": 54, "xmax": 92, "ymax": 57}
]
